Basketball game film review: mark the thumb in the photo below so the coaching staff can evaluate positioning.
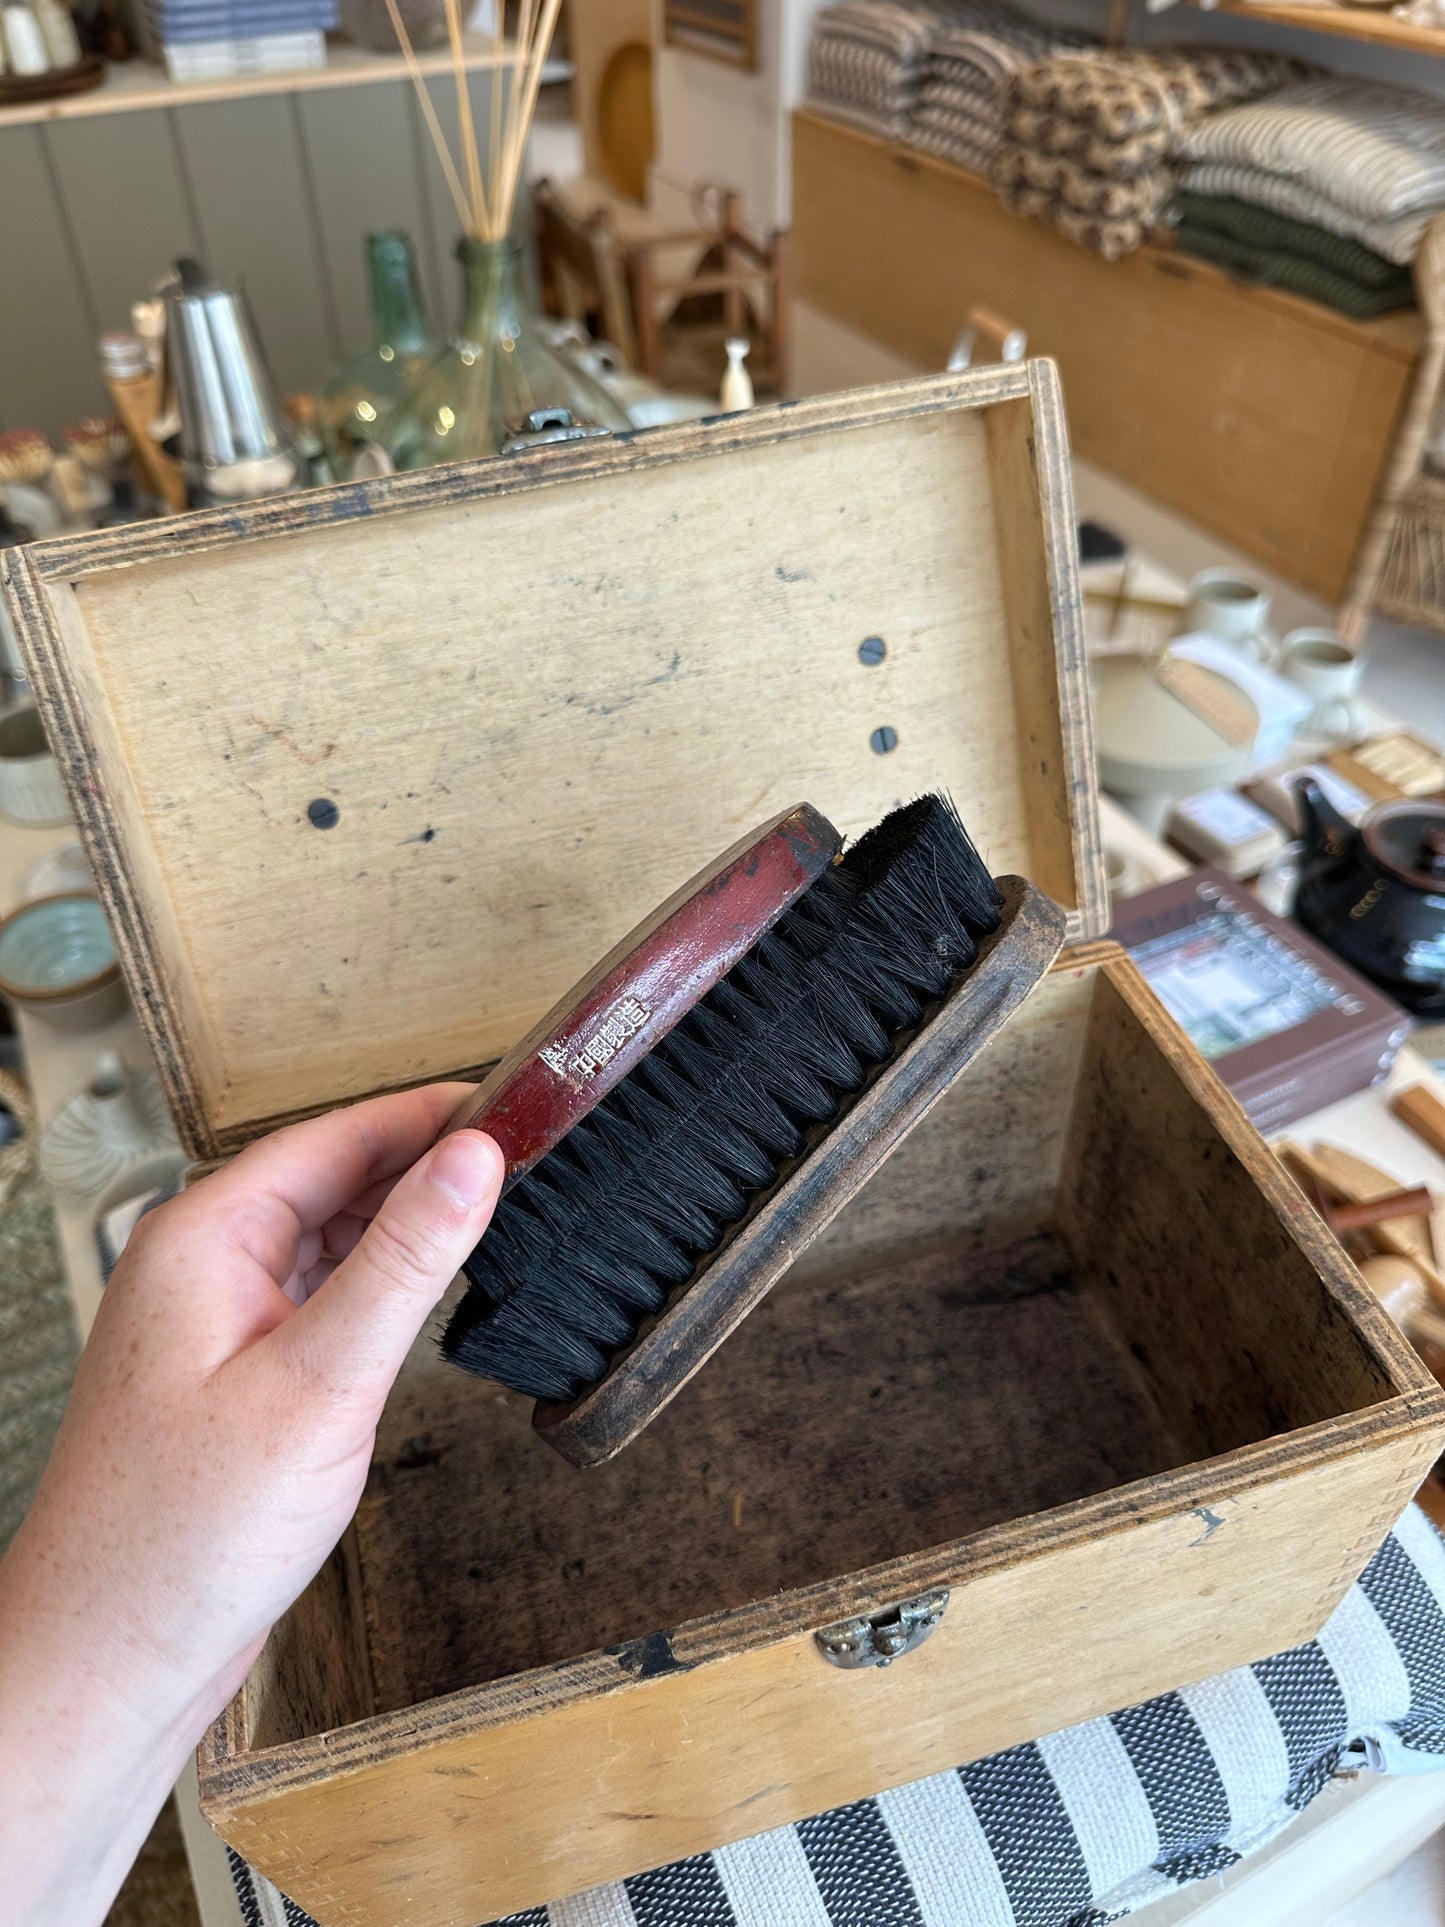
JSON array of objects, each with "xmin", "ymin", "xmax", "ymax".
[{"xmin": 287, "ymin": 1129, "xmax": 504, "ymax": 1395}]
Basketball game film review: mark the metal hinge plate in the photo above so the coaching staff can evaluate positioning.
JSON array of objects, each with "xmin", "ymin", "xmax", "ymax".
[
  {"xmin": 501, "ymin": 407, "xmax": 611, "ymax": 453},
  {"xmin": 815, "ymin": 1589, "xmax": 949, "ymax": 1669}
]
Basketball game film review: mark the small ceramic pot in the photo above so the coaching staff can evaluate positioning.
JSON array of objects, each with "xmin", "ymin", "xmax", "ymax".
[
  {"xmin": 0, "ymin": 892, "xmax": 127, "ymax": 1031},
  {"xmin": 0, "ymin": 706, "xmax": 69, "ymax": 827},
  {"xmin": 40, "ymin": 1050, "xmax": 182, "ymax": 1200}
]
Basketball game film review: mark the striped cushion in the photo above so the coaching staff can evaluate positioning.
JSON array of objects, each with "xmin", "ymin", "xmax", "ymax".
[
  {"xmin": 229, "ymin": 1503, "xmax": 1445, "ymax": 1927},
  {"xmin": 1181, "ymin": 76, "xmax": 1445, "ymax": 224},
  {"xmin": 1180, "ymin": 161, "xmax": 1432, "ymax": 266}
]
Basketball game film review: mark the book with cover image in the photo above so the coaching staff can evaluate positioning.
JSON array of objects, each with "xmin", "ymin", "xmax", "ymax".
[{"xmin": 1109, "ymin": 866, "xmax": 1410, "ymax": 1133}]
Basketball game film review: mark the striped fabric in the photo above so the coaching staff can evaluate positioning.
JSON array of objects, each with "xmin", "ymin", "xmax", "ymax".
[
  {"xmin": 806, "ymin": 0, "xmax": 1089, "ymax": 169},
  {"xmin": 1181, "ymin": 76, "xmax": 1445, "ymax": 265},
  {"xmin": 231, "ymin": 1505, "xmax": 1445, "ymax": 1927},
  {"xmin": 806, "ymin": 0, "xmax": 944, "ymax": 139}
]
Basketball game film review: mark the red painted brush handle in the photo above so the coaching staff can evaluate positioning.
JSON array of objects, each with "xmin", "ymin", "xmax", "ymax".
[{"xmin": 443, "ymin": 802, "xmax": 842, "ymax": 1187}]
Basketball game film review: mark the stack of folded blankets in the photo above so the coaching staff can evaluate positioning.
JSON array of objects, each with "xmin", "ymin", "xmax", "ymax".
[
  {"xmin": 989, "ymin": 47, "xmax": 1307, "ymax": 260},
  {"xmin": 1172, "ymin": 193, "xmax": 1415, "ymax": 316},
  {"xmin": 805, "ymin": 0, "xmax": 943, "ymax": 141},
  {"xmin": 805, "ymin": 0, "xmax": 1090, "ymax": 173},
  {"xmin": 1176, "ymin": 75, "xmax": 1445, "ymax": 307},
  {"xmin": 908, "ymin": 3, "xmax": 1092, "ymax": 177}
]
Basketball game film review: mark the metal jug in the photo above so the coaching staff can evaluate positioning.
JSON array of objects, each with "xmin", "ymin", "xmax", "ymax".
[{"xmin": 162, "ymin": 258, "xmax": 297, "ymax": 505}]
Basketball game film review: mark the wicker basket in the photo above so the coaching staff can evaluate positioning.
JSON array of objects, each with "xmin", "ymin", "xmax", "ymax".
[
  {"xmin": 1372, "ymin": 473, "xmax": 1445, "ymax": 633},
  {"xmin": 1344, "ymin": 213, "xmax": 1445, "ymax": 642}
]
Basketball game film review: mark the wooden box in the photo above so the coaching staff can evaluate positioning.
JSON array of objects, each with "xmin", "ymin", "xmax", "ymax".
[{"xmin": 6, "ymin": 366, "xmax": 1443, "ymax": 1927}]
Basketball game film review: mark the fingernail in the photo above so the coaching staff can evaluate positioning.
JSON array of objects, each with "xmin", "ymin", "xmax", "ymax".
[{"xmin": 429, "ymin": 1130, "xmax": 502, "ymax": 1206}]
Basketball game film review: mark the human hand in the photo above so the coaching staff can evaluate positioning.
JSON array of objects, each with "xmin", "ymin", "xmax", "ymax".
[{"xmin": 0, "ymin": 1084, "xmax": 503, "ymax": 1927}]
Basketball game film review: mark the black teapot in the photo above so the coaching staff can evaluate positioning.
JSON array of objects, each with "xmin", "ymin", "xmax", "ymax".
[{"xmin": 1294, "ymin": 778, "xmax": 1445, "ymax": 1015}]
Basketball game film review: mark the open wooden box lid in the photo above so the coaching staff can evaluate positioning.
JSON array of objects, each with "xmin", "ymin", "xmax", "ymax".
[{"xmin": 3, "ymin": 364, "xmax": 1105, "ymax": 1162}]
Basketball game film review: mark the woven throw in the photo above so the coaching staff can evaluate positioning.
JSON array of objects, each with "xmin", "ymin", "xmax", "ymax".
[
  {"xmin": 228, "ymin": 1506, "xmax": 1445, "ymax": 1926},
  {"xmin": 1182, "ymin": 161, "xmax": 1439, "ymax": 269},
  {"xmin": 1007, "ymin": 46, "xmax": 1309, "ymax": 148},
  {"xmin": 994, "ymin": 143, "xmax": 1177, "ymax": 222},
  {"xmin": 1181, "ymin": 76, "xmax": 1445, "ymax": 224},
  {"xmin": 1176, "ymin": 190, "xmax": 1416, "ymax": 293},
  {"xmin": 1175, "ymin": 220, "xmax": 1415, "ymax": 318}
]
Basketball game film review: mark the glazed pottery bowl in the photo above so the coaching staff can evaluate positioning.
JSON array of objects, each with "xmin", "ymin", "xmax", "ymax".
[{"xmin": 0, "ymin": 892, "xmax": 127, "ymax": 1030}]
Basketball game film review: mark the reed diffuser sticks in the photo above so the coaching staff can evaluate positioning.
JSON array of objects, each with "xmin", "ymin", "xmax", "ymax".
[{"xmin": 386, "ymin": 0, "xmax": 561, "ymax": 244}]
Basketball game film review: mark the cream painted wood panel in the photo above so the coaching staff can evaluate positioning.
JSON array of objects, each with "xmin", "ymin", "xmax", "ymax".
[
  {"xmin": 0, "ymin": 70, "xmax": 511, "ymax": 440},
  {"xmin": 0, "ymin": 126, "xmax": 107, "ymax": 432}
]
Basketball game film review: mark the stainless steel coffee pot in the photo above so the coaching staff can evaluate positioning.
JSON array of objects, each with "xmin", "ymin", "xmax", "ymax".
[{"xmin": 162, "ymin": 258, "xmax": 297, "ymax": 504}]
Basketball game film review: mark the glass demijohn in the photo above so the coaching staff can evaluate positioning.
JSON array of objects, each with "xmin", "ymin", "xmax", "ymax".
[
  {"xmin": 384, "ymin": 236, "xmax": 628, "ymax": 470},
  {"xmin": 319, "ymin": 230, "xmax": 435, "ymax": 473}
]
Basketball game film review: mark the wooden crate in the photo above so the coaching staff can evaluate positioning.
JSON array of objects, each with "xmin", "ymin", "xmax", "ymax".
[
  {"xmin": 5, "ymin": 367, "xmax": 1442, "ymax": 1927},
  {"xmin": 791, "ymin": 110, "xmax": 1424, "ymax": 605}
]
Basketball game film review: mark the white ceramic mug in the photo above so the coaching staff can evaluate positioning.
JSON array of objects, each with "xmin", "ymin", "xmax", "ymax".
[
  {"xmin": 0, "ymin": 705, "xmax": 69, "ymax": 827},
  {"xmin": 1184, "ymin": 568, "xmax": 1273, "ymax": 663},
  {"xmin": 1278, "ymin": 629, "xmax": 1365, "ymax": 741}
]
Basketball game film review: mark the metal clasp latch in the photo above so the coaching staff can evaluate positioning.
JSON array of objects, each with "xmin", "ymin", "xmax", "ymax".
[
  {"xmin": 501, "ymin": 407, "xmax": 610, "ymax": 453},
  {"xmin": 815, "ymin": 1589, "xmax": 949, "ymax": 1670}
]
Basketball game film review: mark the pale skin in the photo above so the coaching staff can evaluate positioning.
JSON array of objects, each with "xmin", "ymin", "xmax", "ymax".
[{"xmin": 0, "ymin": 1083, "xmax": 504, "ymax": 1927}]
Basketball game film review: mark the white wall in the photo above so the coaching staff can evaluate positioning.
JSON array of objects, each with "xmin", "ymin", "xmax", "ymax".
[{"xmin": 647, "ymin": 0, "xmax": 830, "ymax": 229}]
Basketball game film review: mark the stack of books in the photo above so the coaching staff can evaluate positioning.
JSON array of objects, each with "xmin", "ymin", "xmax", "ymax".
[{"xmin": 135, "ymin": 0, "xmax": 339, "ymax": 81}]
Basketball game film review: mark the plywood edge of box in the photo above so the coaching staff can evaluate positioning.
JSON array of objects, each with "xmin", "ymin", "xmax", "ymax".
[{"xmin": 196, "ymin": 1407, "xmax": 1440, "ymax": 1925}]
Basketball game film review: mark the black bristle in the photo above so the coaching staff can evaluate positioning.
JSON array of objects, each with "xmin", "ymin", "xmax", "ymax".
[{"xmin": 441, "ymin": 793, "xmax": 1003, "ymax": 1401}]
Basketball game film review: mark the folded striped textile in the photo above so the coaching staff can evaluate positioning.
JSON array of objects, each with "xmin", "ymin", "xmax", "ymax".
[
  {"xmin": 228, "ymin": 1506, "xmax": 1445, "ymax": 1927},
  {"xmin": 912, "ymin": 76, "xmax": 1006, "ymax": 174},
  {"xmin": 807, "ymin": 0, "xmax": 1091, "ymax": 168},
  {"xmin": 1181, "ymin": 75, "xmax": 1445, "ymax": 225},
  {"xmin": 1181, "ymin": 163, "xmax": 1440, "ymax": 268},
  {"xmin": 806, "ymin": 0, "xmax": 942, "ymax": 138},
  {"xmin": 912, "ymin": 6, "xmax": 1089, "ymax": 171}
]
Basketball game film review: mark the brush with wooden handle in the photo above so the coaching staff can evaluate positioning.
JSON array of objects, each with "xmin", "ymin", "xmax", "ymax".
[
  {"xmin": 439, "ymin": 802, "xmax": 843, "ymax": 1186},
  {"xmin": 439, "ymin": 794, "xmax": 1067, "ymax": 1463}
]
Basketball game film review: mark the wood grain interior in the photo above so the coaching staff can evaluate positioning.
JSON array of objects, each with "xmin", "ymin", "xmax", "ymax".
[
  {"xmin": 47, "ymin": 400, "xmax": 1077, "ymax": 1146},
  {"xmin": 245, "ymin": 958, "xmax": 1406, "ymax": 1752},
  {"xmin": 356, "ymin": 1231, "xmax": 1185, "ymax": 1721},
  {"xmin": 1056, "ymin": 959, "xmax": 1402, "ymax": 1465}
]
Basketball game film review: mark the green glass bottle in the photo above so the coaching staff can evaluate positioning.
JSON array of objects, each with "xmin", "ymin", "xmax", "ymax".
[
  {"xmin": 319, "ymin": 230, "xmax": 435, "ymax": 474},
  {"xmin": 383, "ymin": 236, "xmax": 628, "ymax": 471}
]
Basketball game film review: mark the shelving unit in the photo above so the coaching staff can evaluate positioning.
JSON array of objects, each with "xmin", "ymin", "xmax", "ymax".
[
  {"xmin": 792, "ymin": 110, "xmax": 1423, "ymax": 601},
  {"xmin": 0, "ymin": 34, "xmax": 572, "ymax": 127},
  {"xmin": 1176, "ymin": 0, "xmax": 1445, "ymax": 56}
]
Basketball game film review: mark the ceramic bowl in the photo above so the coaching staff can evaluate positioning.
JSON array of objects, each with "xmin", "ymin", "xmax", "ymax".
[
  {"xmin": 0, "ymin": 705, "xmax": 70, "ymax": 827},
  {"xmin": 0, "ymin": 892, "xmax": 127, "ymax": 1031}
]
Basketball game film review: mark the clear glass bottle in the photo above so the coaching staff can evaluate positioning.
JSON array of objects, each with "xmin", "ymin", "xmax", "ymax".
[
  {"xmin": 384, "ymin": 236, "xmax": 629, "ymax": 471},
  {"xmin": 319, "ymin": 230, "xmax": 435, "ymax": 474}
]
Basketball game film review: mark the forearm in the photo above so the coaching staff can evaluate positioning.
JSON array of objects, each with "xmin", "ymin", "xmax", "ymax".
[{"xmin": 0, "ymin": 1528, "xmax": 226, "ymax": 1927}]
